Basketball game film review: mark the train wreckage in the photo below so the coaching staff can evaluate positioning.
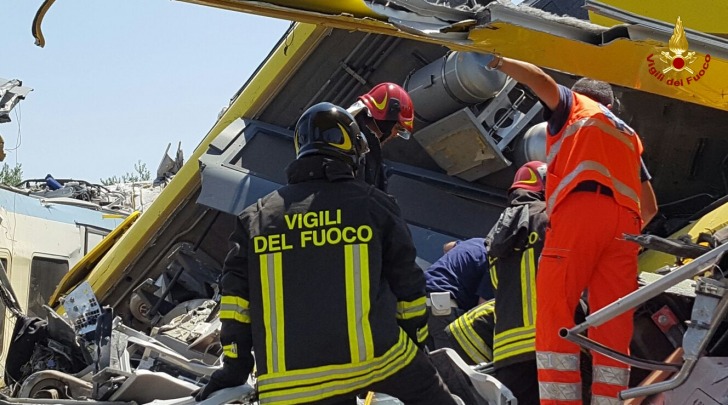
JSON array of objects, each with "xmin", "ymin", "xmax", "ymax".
[{"xmin": 5, "ymin": 0, "xmax": 728, "ymax": 403}]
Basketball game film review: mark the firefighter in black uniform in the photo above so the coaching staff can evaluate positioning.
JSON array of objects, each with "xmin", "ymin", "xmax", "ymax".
[
  {"xmin": 348, "ymin": 82, "xmax": 415, "ymax": 192},
  {"xmin": 196, "ymin": 102, "xmax": 457, "ymax": 405},
  {"xmin": 445, "ymin": 161, "xmax": 548, "ymax": 404}
]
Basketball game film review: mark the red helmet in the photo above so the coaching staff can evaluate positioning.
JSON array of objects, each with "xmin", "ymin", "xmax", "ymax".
[
  {"xmin": 510, "ymin": 161, "xmax": 547, "ymax": 193},
  {"xmin": 358, "ymin": 83, "xmax": 414, "ymax": 140}
]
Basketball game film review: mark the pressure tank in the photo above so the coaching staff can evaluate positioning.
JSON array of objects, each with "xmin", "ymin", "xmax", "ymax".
[
  {"xmin": 45, "ymin": 174, "xmax": 63, "ymax": 190},
  {"xmin": 405, "ymin": 52, "xmax": 507, "ymax": 123},
  {"xmin": 513, "ymin": 121, "xmax": 547, "ymax": 167}
]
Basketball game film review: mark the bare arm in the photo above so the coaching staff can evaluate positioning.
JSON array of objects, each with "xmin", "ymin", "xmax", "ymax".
[
  {"xmin": 640, "ymin": 180, "xmax": 658, "ymax": 230},
  {"xmin": 489, "ymin": 56, "xmax": 561, "ymax": 111}
]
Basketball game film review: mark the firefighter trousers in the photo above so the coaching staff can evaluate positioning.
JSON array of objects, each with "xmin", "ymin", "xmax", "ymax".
[
  {"xmin": 495, "ymin": 361, "xmax": 539, "ymax": 404},
  {"xmin": 536, "ymin": 191, "xmax": 640, "ymax": 404}
]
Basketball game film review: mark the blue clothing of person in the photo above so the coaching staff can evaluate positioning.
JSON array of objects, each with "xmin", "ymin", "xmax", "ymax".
[{"xmin": 425, "ymin": 238, "xmax": 493, "ymax": 310}]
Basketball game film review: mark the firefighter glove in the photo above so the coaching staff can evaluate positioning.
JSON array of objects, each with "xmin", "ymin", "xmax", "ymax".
[{"xmin": 195, "ymin": 366, "xmax": 248, "ymax": 401}]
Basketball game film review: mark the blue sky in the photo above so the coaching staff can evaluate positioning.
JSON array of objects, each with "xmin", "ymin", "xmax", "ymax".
[{"xmin": 4, "ymin": 1, "xmax": 290, "ymax": 182}]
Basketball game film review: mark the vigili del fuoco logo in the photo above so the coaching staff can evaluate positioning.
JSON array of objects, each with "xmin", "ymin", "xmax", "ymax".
[{"xmin": 646, "ymin": 17, "xmax": 711, "ymax": 86}]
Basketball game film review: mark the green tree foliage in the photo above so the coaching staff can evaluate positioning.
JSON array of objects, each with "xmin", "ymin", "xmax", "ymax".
[
  {"xmin": 101, "ymin": 160, "xmax": 151, "ymax": 185},
  {"xmin": 0, "ymin": 162, "xmax": 23, "ymax": 186}
]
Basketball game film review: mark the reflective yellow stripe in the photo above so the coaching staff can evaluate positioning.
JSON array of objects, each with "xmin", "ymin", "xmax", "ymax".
[
  {"xmin": 220, "ymin": 295, "xmax": 251, "ymax": 323},
  {"xmin": 494, "ymin": 339, "xmax": 536, "ymax": 362},
  {"xmin": 447, "ymin": 301, "xmax": 495, "ymax": 364},
  {"xmin": 448, "ymin": 316, "xmax": 491, "ymax": 363},
  {"xmin": 520, "ymin": 247, "xmax": 537, "ymax": 327},
  {"xmin": 261, "ymin": 254, "xmax": 273, "ymax": 371},
  {"xmin": 470, "ymin": 300, "xmax": 495, "ymax": 318},
  {"xmin": 494, "ymin": 325, "xmax": 535, "ymax": 346},
  {"xmin": 460, "ymin": 317, "xmax": 492, "ymax": 361},
  {"xmin": 261, "ymin": 252, "xmax": 286, "ymax": 373},
  {"xmin": 396, "ymin": 296, "xmax": 427, "ymax": 320},
  {"xmin": 273, "ymin": 252, "xmax": 285, "ymax": 371},
  {"xmin": 345, "ymin": 244, "xmax": 358, "ymax": 362},
  {"xmin": 416, "ymin": 324, "xmax": 429, "ymax": 343},
  {"xmin": 489, "ymin": 258, "xmax": 498, "ymax": 290},
  {"xmin": 258, "ymin": 330, "xmax": 417, "ymax": 404},
  {"xmin": 493, "ymin": 325, "xmax": 536, "ymax": 362},
  {"xmin": 223, "ymin": 343, "xmax": 238, "ymax": 359},
  {"xmin": 359, "ymin": 244, "xmax": 373, "ymax": 360},
  {"xmin": 219, "ymin": 310, "xmax": 251, "ymax": 323},
  {"xmin": 345, "ymin": 244, "xmax": 374, "ymax": 363}
]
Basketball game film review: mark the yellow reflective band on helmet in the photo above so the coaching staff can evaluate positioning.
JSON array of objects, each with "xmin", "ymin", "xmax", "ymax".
[
  {"xmin": 257, "ymin": 330, "xmax": 417, "ymax": 404},
  {"xmin": 372, "ymin": 94, "xmax": 388, "ymax": 111},
  {"xmin": 345, "ymin": 243, "xmax": 374, "ymax": 363},
  {"xmin": 396, "ymin": 296, "xmax": 427, "ymax": 320},
  {"xmin": 330, "ymin": 123, "xmax": 353, "ymax": 151},
  {"xmin": 261, "ymin": 252, "xmax": 286, "ymax": 373},
  {"xmin": 416, "ymin": 324, "xmax": 429, "ymax": 343},
  {"xmin": 223, "ymin": 343, "xmax": 239, "ymax": 359},
  {"xmin": 220, "ymin": 295, "xmax": 251, "ymax": 324},
  {"xmin": 518, "ymin": 168, "xmax": 539, "ymax": 185}
]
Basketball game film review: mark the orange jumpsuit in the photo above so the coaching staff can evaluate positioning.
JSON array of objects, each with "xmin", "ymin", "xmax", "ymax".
[{"xmin": 536, "ymin": 90, "xmax": 643, "ymax": 405}]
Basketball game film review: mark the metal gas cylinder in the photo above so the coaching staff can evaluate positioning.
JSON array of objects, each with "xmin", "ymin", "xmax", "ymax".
[
  {"xmin": 405, "ymin": 52, "xmax": 507, "ymax": 123},
  {"xmin": 514, "ymin": 121, "xmax": 547, "ymax": 167}
]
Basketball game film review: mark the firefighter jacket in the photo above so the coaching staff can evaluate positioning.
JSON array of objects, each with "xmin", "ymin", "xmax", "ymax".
[
  {"xmin": 355, "ymin": 114, "xmax": 388, "ymax": 192},
  {"xmin": 486, "ymin": 189, "xmax": 547, "ymax": 368},
  {"xmin": 218, "ymin": 155, "xmax": 428, "ymax": 404},
  {"xmin": 546, "ymin": 91, "xmax": 643, "ymax": 216},
  {"xmin": 446, "ymin": 299, "xmax": 495, "ymax": 364}
]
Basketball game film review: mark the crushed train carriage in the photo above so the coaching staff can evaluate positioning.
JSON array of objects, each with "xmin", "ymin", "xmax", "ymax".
[{"xmin": 8, "ymin": 0, "xmax": 728, "ymax": 404}]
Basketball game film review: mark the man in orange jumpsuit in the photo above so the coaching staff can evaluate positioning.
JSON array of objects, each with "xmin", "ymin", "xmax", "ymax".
[{"xmin": 482, "ymin": 54, "xmax": 658, "ymax": 404}]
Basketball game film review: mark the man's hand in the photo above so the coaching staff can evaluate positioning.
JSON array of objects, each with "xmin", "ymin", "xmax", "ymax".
[
  {"xmin": 482, "ymin": 53, "xmax": 503, "ymax": 71},
  {"xmin": 195, "ymin": 367, "xmax": 248, "ymax": 401}
]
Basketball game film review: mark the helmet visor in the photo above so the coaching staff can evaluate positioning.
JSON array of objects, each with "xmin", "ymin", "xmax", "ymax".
[
  {"xmin": 378, "ymin": 121, "xmax": 411, "ymax": 142},
  {"xmin": 394, "ymin": 123, "xmax": 411, "ymax": 140}
]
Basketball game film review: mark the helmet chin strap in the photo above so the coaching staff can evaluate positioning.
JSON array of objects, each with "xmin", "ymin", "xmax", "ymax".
[
  {"xmin": 363, "ymin": 119, "xmax": 384, "ymax": 140},
  {"xmin": 375, "ymin": 120, "xmax": 397, "ymax": 144},
  {"xmin": 355, "ymin": 155, "xmax": 366, "ymax": 173}
]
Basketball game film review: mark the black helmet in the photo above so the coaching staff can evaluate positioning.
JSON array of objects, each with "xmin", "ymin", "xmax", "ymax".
[{"xmin": 294, "ymin": 102, "xmax": 369, "ymax": 168}]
